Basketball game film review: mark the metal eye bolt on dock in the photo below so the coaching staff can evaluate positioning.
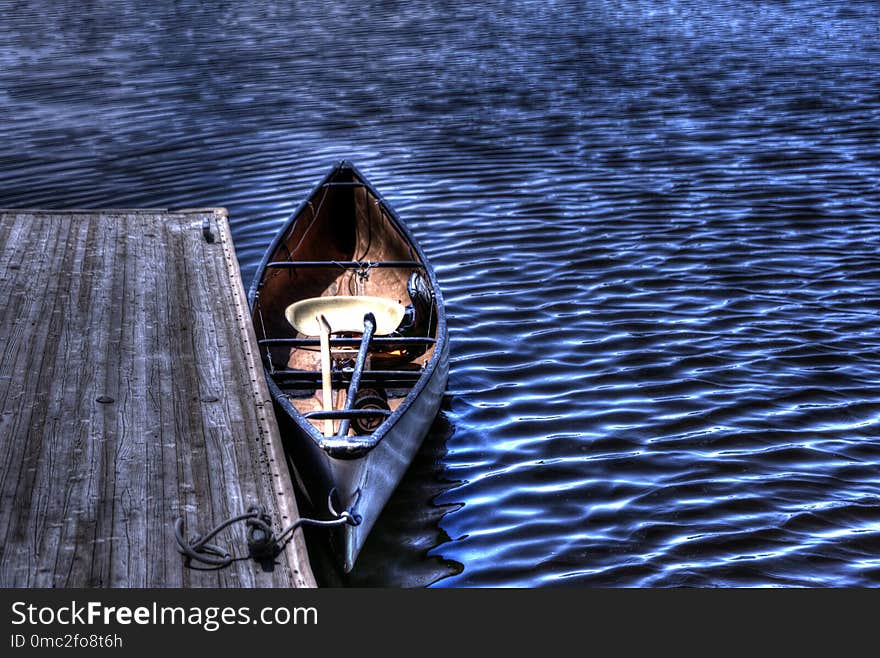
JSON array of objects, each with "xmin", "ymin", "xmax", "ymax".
[{"xmin": 0, "ymin": 208, "xmax": 314, "ymax": 587}]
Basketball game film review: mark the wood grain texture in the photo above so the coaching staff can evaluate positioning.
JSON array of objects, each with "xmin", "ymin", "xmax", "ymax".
[{"xmin": 0, "ymin": 209, "xmax": 315, "ymax": 587}]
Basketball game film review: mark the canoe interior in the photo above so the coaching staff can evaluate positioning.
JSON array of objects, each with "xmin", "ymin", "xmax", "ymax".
[{"xmin": 252, "ymin": 166, "xmax": 439, "ymax": 438}]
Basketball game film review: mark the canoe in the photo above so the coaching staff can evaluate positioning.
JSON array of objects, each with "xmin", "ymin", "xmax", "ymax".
[{"xmin": 248, "ymin": 160, "xmax": 449, "ymax": 572}]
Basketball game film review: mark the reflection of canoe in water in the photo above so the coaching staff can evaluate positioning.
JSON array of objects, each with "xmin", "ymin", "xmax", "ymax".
[{"xmin": 248, "ymin": 160, "xmax": 449, "ymax": 572}]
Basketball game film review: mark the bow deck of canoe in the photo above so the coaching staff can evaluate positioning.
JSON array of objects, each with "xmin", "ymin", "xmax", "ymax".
[{"xmin": 0, "ymin": 208, "xmax": 314, "ymax": 587}]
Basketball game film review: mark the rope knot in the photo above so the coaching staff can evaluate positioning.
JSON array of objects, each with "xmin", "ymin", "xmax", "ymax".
[
  {"xmin": 245, "ymin": 506, "xmax": 276, "ymax": 561},
  {"xmin": 175, "ymin": 488, "xmax": 362, "ymax": 569}
]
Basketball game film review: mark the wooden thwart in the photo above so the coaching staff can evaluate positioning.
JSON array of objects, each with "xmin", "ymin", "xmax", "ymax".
[{"xmin": 0, "ymin": 209, "xmax": 315, "ymax": 588}]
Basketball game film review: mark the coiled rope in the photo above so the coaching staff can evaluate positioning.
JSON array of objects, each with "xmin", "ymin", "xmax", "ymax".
[{"xmin": 175, "ymin": 490, "xmax": 361, "ymax": 569}]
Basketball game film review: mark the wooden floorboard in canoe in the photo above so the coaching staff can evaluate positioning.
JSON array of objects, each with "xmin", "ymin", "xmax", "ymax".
[{"xmin": 0, "ymin": 209, "xmax": 314, "ymax": 587}]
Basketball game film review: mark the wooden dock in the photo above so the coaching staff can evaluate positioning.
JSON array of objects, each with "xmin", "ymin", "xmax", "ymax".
[{"xmin": 0, "ymin": 209, "xmax": 315, "ymax": 587}]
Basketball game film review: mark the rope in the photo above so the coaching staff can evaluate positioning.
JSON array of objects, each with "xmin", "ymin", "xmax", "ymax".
[{"xmin": 175, "ymin": 490, "xmax": 361, "ymax": 569}]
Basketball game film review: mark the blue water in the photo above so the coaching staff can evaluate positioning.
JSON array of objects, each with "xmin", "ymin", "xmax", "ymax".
[{"xmin": 2, "ymin": 1, "xmax": 880, "ymax": 587}]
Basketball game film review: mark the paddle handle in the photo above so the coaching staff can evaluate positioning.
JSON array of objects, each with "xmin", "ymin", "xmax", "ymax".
[
  {"xmin": 335, "ymin": 313, "xmax": 376, "ymax": 439},
  {"xmin": 318, "ymin": 314, "xmax": 333, "ymax": 436}
]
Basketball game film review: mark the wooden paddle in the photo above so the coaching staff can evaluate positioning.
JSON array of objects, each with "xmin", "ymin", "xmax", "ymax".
[
  {"xmin": 318, "ymin": 314, "xmax": 333, "ymax": 436},
  {"xmin": 284, "ymin": 297, "xmax": 405, "ymax": 437}
]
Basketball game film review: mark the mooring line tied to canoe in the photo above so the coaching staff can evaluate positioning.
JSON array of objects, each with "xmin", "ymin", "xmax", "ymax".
[{"xmin": 175, "ymin": 490, "xmax": 361, "ymax": 569}]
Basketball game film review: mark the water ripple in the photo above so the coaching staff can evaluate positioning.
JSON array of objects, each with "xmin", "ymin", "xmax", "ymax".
[{"xmin": 1, "ymin": 0, "xmax": 879, "ymax": 586}]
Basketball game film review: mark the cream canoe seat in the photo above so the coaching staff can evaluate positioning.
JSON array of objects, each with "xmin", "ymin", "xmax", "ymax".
[
  {"xmin": 284, "ymin": 296, "xmax": 406, "ymax": 436},
  {"xmin": 285, "ymin": 295, "xmax": 405, "ymax": 337}
]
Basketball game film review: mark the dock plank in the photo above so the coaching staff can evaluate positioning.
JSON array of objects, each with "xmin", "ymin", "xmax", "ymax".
[{"xmin": 0, "ymin": 209, "xmax": 315, "ymax": 587}]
